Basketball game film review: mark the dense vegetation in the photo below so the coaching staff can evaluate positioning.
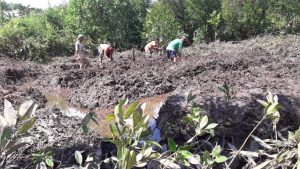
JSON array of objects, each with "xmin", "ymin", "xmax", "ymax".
[{"xmin": 0, "ymin": 0, "xmax": 300, "ymax": 60}]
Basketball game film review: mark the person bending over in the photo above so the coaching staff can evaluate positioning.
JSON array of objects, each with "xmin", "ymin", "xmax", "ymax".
[
  {"xmin": 98, "ymin": 43, "xmax": 114, "ymax": 63},
  {"xmin": 166, "ymin": 35, "xmax": 187, "ymax": 62}
]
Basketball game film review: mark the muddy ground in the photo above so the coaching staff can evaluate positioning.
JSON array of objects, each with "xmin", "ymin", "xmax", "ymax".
[{"xmin": 1, "ymin": 35, "xmax": 300, "ymax": 168}]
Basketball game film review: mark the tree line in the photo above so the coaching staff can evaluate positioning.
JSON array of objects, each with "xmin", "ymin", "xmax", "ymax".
[{"xmin": 0, "ymin": 0, "xmax": 299, "ymax": 61}]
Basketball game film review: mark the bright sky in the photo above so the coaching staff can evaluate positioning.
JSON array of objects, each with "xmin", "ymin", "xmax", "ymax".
[{"xmin": 5, "ymin": 0, "xmax": 69, "ymax": 9}]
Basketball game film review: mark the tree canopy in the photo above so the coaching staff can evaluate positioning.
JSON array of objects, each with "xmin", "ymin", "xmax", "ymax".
[{"xmin": 0, "ymin": 0, "xmax": 300, "ymax": 60}]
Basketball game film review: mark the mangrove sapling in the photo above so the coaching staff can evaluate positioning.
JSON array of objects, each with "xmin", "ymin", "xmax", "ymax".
[
  {"xmin": 32, "ymin": 150, "xmax": 55, "ymax": 168},
  {"xmin": 226, "ymin": 92, "xmax": 281, "ymax": 168},
  {"xmin": 218, "ymin": 81, "xmax": 233, "ymax": 103},
  {"xmin": 105, "ymin": 99, "xmax": 162, "ymax": 169},
  {"xmin": 0, "ymin": 100, "xmax": 38, "ymax": 168},
  {"xmin": 158, "ymin": 94, "xmax": 226, "ymax": 169}
]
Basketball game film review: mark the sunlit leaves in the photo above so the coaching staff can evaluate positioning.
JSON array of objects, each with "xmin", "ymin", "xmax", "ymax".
[
  {"xmin": 106, "ymin": 99, "xmax": 161, "ymax": 168},
  {"xmin": 75, "ymin": 151, "xmax": 83, "ymax": 166}
]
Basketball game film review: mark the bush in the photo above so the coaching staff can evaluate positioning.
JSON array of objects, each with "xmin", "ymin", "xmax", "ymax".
[{"xmin": 0, "ymin": 7, "xmax": 73, "ymax": 61}]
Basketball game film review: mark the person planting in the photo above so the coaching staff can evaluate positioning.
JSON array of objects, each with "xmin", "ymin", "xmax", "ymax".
[
  {"xmin": 166, "ymin": 35, "xmax": 187, "ymax": 62},
  {"xmin": 98, "ymin": 43, "xmax": 114, "ymax": 63},
  {"xmin": 144, "ymin": 38, "xmax": 161, "ymax": 57}
]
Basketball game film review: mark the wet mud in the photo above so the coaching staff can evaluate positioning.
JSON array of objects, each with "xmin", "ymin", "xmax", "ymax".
[{"xmin": 1, "ymin": 35, "xmax": 300, "ymax": 168}]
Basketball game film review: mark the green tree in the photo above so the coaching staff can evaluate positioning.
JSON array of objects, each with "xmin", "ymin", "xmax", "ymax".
[{"xmin": 142, "ymin": 2, "xmax": 182, "ymax": 45}]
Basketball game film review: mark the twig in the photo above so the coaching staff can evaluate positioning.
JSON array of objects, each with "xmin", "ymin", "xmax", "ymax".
[{"xmin": 226, "ymin": 114, "xmax": 267, "ymax": 168}]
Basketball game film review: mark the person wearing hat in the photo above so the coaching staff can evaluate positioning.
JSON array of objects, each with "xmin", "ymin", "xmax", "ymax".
[
  {"xmin": 98, "ymin": 43, "xmax": 114, "ymax": 63},
  {"xmin": 75, "ymin": 34, "xmax": 90, "ymax": 69},
  {"xmin": 144, "ymin": 38, "xmax": 161, "ymax": 57},
  {"xmin": 166, "ymin": 35, "xmax": 187, "ymax": 62}
]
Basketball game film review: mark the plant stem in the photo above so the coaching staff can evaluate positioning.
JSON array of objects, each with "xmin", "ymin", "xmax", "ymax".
[{"xmin": 226, "ymin": 115, "xmax": 267, "ymax": 169}]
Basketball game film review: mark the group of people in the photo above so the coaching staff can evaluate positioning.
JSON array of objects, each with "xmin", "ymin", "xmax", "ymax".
[{"xmin": 74, "ymin": 34, "xmax": 187, "ymax": 69}]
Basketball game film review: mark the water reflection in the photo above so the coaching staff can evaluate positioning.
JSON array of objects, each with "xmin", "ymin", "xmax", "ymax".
[{"xmin": 44, "ymin": 90, "xmax": 167, "ymax": 139}]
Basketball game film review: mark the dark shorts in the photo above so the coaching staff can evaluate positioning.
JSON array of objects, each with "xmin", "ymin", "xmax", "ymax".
[{"xmin": 167, "ymin": 50, "xmax": 177, "ymax": 59}]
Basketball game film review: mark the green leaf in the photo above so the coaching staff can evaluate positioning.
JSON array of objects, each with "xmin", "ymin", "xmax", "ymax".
[
  {"xmin": 19, "ymin": 101, "xmax": 37, "ymax": 121},
  {"xmin": 146, "ymin": 141, "xmax": 162, "ymax": 149},
  {"xmin": 0, "ymin": 127, "xmax": 12, "ymax": 144},
  {"xmin": 105, "ymin": 114, "xmax": 115, "ymax": 122},
  {"xmin": 133, "ymin": 108, "xmax": 143, "ymax": 128},
  {"xmin": 202, "ymin": 150, "xmax": 210, "ymax": 164},
  {"xmin": 115, "ymin": 99, "xmax": 127, "ymax": 115},
  {"xmin": 143, "ymin": 147, "xmax": 152, "ymax": 158},
  {"xmin": 256, "ymin": 99, "xmax": 269, "ymax": 107},
  {"xmin": 17, "ymin": 118, "xmax": 36, "ymax": 135},
  {"xmin": 212, "ymin": 145, "xmax": 221, "ymax": 157},
  {"xmin": 89, "ymin": 112, "xmax": 99, "ymax": 125},
  {"xmin": 178, "ymin": 145, "xmax": 192, "ymax": 151},
  {"xmin": 126, "ymin": 150, "xmax": 136, "ymax": 169},
  {"xmin": 266, "ymin": 103, "xmax": 279, "ymax": 115},
  {"xmin": 205, "ymin": 123, "xmax": 218, "ymax": 130},
  {"xmin": 199, "ymin": 115, "xmax": 208, "ymax": 130},
  {"xmin": 182, "ymin": 116, "xmax": 193, "ymax": 123},
  {"xmin": 124, "ymin": 101, "xmax": 140, "ymax": 119},
  {"xmin": 75, "ymin": 151, "xmax": 83, "ymax": 166},
  {"xmin": 168, "ymin": 138, "xmax": 177, "ymax": 152},
  {"xmin": 179, "ymin": 150, "xmax": 193, "ymax": 159},
  {"xmin": 45, "ymin": 158, "xmax": 54, "ymax": 167},
  {"xmin": 214, "ymin": 156, "xmax": 228, "ymax": 163},
  {"xmin": 109, "ymin": 123, "xmax": 118, "ymax": 137},
  {"xmin": 82, "ymin": 124, "xmax": 89, "ymax": 133}
]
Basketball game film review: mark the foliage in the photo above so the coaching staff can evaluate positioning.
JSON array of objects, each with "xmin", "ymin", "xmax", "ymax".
[
  {"xmin": 158, "ymin": 93, "xmax": 226, "ymax": 168},
  {"xmin": 0, "ymin": 1, "xmax": 41, "ymax": 26},
  {"xmin": 32, "ymin": 150, "xmax": 54, "ymax": 168},
  {"xmin": 105, "ymin": 99, "xmax": 161, "ymax": 169},
  {"xmin": 142, "ymin": 2, "xmax": 182, "ymax": 45},
  {"xmin": 0, "ymin": 100, "xmax": 37, "ymax": 168},
  {"xmin": 65, "ymin": 0, "xmax": 150, "ymax": 49},
  {"xmin": 218, "ymin": 81, "xmax": 232, "ymax": 103},
  {"xmin": 0, "ymin": 6, "xmax": 73, "ymax": 61},
  {"xmin": 227, "ymin": 92, "xmax": 281, "ymax": 168}
]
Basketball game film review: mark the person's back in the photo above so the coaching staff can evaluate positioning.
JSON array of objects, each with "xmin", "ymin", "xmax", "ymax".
[
  {"xmin": 98, "ymin": 43, "xmax": 114, "ymax": 63},
  {"xmin": 166, "ymin": 35, "xmax": 186, "ymax": 62},
  {"xmin": 145, "ymin": 41, "xmax": 157, "ymax": 52},
  {"xmin": 99, "ymin": 44, "xmax": 111, "ymax": 51},
  {"xmin": 166, "ymin": 39, "xmax": 182, "ymax": 52}
]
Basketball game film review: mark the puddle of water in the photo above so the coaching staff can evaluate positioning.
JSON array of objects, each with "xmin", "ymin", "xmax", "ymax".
[{"xmin": 44, "ymin": 89, "xmax": 167, "ymax": 139}]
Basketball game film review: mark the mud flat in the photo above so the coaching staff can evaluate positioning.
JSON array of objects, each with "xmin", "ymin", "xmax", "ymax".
[{"xmin": 1, "ymin": 35, "xmax": 300, "ymax": 168}]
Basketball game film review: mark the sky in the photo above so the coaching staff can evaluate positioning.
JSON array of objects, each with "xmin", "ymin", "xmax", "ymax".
[{"xmin": 5, "ymin": 0, "xmax": 69, "ymax": 9}]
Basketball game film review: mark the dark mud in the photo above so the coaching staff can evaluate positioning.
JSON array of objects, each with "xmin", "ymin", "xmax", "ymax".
[{"xmin": 1, "ymin": 35, "xmax": 300, "ymax": 168}]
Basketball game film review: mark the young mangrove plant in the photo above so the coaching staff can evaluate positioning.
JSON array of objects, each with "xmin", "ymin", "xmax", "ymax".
[
  {"xmin": 226, "ymin": 92, "xmax": 281, "ymax": 168},
  {"xmin": 159, "ymin": 93, "xmax": 226, "ymax": 168},
  {"xmin": 0, "ymin": 100, "xmax": 37, "ymax": 168},
  {"xmin": 105, "ymin": 99, "xmax": 161, "ymax": 169}
]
